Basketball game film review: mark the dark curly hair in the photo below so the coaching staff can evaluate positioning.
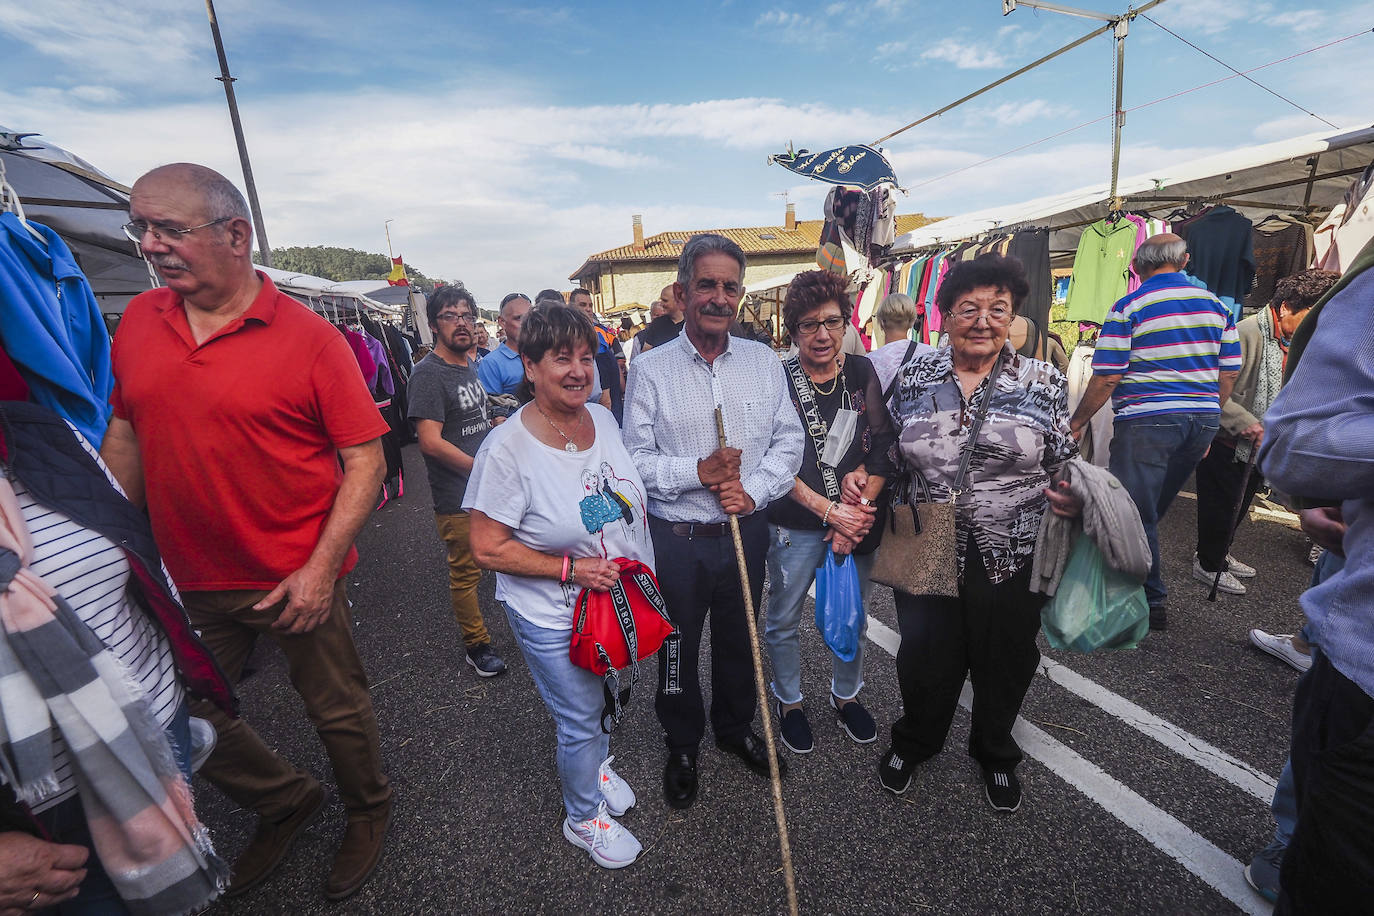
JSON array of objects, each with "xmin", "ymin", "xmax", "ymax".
[
  {"xmin": 426, "ymin": 285, "xmax": 477, "ymax": 328},
  {"xmin": 935, "ymin": 254, "xmax": 1030, "ymax": 316},
  {"xmin": 782, "ymin": 270, "xmax": 853, "ymax": 333},
  {"xmin": 1272, "ymin": 269, "xmax": 1339, "ymax": 312}
]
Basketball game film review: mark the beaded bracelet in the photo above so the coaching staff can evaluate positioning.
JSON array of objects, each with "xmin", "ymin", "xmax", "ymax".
[{"xmin": 822, "ymin": 502, "xmax": 836, "ymax": 527}]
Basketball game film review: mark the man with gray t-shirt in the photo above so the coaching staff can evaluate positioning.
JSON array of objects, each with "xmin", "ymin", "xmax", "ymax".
[{"xmin": 407, "ymin": 287, "xmax": 506, "ymax": 677}]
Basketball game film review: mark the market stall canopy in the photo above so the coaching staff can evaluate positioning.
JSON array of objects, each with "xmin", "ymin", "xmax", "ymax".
[
  {"xmin": 0, "ymin": 127, "xmax": 148, "ymax": 311},
  {"xmin": 327, "ymin": 279, "xmax": 417, "ymax": 307},
  {"xmin": 769, "ymin": 145, "xmax": 899, "ymax": 191},
  {"xmin": 892, "ymin": 124, "xmax": 1374, "ymax": 260},
  {"xmin": 747, "ymin": 271, "xmax": 800, "ymax": 294},
  {"xmin": 257, "ymin": 265, "xmax": 404, "ymax": 317}
]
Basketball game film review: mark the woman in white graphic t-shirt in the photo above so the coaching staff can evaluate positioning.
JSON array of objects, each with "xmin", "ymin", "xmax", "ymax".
[{"xmin": 465, "ymin": 304, "xmax": 653, "ymax": 870}]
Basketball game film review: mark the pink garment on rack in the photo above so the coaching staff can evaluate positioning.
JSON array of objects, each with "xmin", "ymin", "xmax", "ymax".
[
  {"xmin": 928, "ymin": 259, "xmax": 950, "ymax": 340},
  {"xmin": 341, "ymin": 328, "xmax": 378, "ymax": 389},
  {"xmin": 1124, "ymin": 213, "xmax": 1148, "ymax": 294}
]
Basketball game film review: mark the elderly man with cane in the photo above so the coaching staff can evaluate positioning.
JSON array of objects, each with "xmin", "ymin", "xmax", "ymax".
[{"xmin": 623, "ymin": 233, "xmax": 803, "ymax": 811}]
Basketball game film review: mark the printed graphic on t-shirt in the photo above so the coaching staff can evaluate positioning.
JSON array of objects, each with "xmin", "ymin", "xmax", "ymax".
[{"xmin": 578, "ymin": 461, "xmax": 647, "ymax": 551}]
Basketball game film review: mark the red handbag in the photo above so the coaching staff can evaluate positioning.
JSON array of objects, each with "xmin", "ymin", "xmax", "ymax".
[{"xmin": 570, "ymin": 558, "xmax": 677, "ymax": 732}]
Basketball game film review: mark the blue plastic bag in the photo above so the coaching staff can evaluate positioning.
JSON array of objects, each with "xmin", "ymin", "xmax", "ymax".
[
  {"xmin": 1041, "ymin": 533, "xmax": 1149, "ymax": 652},
  {"xmin": 815, "ymin": 549, "xmax": 864, "ymax": 662}
]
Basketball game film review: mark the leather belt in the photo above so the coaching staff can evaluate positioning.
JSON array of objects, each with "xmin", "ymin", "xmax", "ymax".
[{"xmin": 669, "ymin": 522, "xmax": 728, "ymax": 538}]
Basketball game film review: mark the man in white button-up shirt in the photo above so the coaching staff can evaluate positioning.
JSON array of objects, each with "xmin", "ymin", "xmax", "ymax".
[{"xmin": 623, "ymin": 233, "xmax": 803, "ymax": 810}]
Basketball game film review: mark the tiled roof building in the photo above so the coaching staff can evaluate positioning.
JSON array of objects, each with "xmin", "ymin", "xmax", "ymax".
[{"xmin": 569, "ymin": 206, "xmax": 932, "ymax": 316}]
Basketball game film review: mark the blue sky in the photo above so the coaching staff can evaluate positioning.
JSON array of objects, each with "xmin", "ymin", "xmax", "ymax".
[{"xmin": 0, "ymin": 0, "xmax": 1367, "ymax": 306}]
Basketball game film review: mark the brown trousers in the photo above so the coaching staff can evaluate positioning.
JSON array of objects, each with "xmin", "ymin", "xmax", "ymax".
[
  {"xmin": 184, "ymin": 581, "xmax": 391, "ymax": 821},
  {"xmin": 435, "ymin": 511, "xmax": 490, "ymax": 647}
]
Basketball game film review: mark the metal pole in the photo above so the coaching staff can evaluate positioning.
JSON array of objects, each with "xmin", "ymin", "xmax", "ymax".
[
  {"xmin": 1109, "ymin": 17, "xmax": 1128, "ymax": 202},
  {"xmin": 205, "ymin": 0, "xmax": 273, "ymax": 267},
  {"xmin": 384, "ymin": 219, "xmax": 395, "ymax": 259}
]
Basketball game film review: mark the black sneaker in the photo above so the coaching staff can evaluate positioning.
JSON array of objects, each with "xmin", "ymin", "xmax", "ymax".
[
  {"xmin": 982, "ymin": 767, "xmax": 1022, "ymax": 812},
  {"xmin": 1149, "ymin": 604, "xmax": 1168, "ymax": 631},
  {"xmin": 878, "ymin": 747, "xmax": 916, "ymax": 795},
  {"xmin": 776, "ymin": 702, "xmax": 813, "ymax": 755},
  {"xmin": 465, "ymin": 643, "xmax": 506, "ymax": 677},
  {"xmin": 830, "ymin": 694, "xmax": 877, "ymax": 744}
]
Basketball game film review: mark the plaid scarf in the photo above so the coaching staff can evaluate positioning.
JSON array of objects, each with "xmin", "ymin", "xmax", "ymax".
[{"xmin": 0, "ymin": 477, "xmax": 225, "ymax": 915}]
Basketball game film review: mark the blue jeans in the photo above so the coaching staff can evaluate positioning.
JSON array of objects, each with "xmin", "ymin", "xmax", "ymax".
[
  {"xmin": 1109, "ymin": 412, "xmax": 1219, "ymax": 607},
  {"xmin": 34, "ymin": 701, "xmax": 192, "ymax": 916},
  {"xmin": 764, "ymin": 525, "xmax": 870, "ymax": 706},
  {"xmin": 502, "ymin": 602, "xmax": 610, "ymax": 822}
]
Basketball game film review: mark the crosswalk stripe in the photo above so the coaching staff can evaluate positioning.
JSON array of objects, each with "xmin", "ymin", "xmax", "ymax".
[{"xmin": 864, "ymin": 617, "xmax": 1269, "ymax": 915}]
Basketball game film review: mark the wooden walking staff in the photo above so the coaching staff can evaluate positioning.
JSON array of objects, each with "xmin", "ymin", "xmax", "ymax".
[{"xmin": 714, "ymin": 405, "xmax": 800, "ymax": 916}]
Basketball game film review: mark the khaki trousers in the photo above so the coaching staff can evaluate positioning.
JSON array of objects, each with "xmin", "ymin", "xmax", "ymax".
[
  {"xmin": 184, "ymin": 581, "xmax": 391, "ymax": 821},
  {"xmin": 435, "ymin": 511, "xmax": 490, "ymax": 647}
]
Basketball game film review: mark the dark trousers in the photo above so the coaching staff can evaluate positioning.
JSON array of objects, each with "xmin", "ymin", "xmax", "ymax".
[
  {"xmin": 890, "ymin": 548, "xmax": 1046, "ymax": 771},
  {"xmin": 651, "ymin": 513, "xmax": 767, "ymax": 755},
  {"xmin": 185, "ymin": 581, "xmax": 391, "ymax": 822},
  {"xmin": 1193, "ymin": 438, "xmax": 1263, "ymax": 572},
  {"xmin": 1277, "ymin": 649, "xmax": 1374, "ymax": 915}
]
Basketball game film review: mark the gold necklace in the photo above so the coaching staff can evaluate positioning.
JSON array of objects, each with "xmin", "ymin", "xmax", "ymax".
[
  {"xmin": 808, "ymin": 359, "xmax": 842, "ymax": 396},
  {"xmin": 536, "ymin": 404, "xmax": 584, "ymax": 453}
]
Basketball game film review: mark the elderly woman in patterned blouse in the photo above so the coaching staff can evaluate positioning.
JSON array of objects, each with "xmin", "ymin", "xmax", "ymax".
[{"xmin": 876, "ymin": 254, "xmax": 1081, "ymax": 813}]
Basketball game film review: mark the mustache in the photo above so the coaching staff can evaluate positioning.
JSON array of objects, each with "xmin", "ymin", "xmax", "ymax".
[
  {"xmin": 698, "ymin": 304, "xmax": 734, "ymax": 317},
  {"xmin": 150, "ymin": 257, "xmax": 190, "ymax": 272}
]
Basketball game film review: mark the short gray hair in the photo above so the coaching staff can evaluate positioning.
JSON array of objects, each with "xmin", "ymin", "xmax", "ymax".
[
  {"xmin": 875, "ymin": 292, "xmax": 917, "ymax": 330},
  {"xmin": 676, "ymin": 233, "xmax": 746, "ymax": 287},
  {"xmin": 1133, "ymin": 237, "xmax": 1188, "ymax": 273}
]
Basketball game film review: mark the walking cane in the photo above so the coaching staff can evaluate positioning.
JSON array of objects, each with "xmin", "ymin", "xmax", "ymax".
[
  {"xmin": 714, "ymin": 406, "xmax": 800, "ymax": 916},
  {"xmin": 1208, "ymin": 445, "xmax": 1260, "ymax": 602}
]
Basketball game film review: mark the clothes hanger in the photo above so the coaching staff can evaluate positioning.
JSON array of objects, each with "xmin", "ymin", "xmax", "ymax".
[{"xmin": 0, "ymin": 159, "xmax": 48, "ymax": 245}]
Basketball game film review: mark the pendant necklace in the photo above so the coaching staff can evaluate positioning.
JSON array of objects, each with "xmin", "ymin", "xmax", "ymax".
[{"xmin": 537, "ymin": 404, "xmax": 583, "ymax": 452}]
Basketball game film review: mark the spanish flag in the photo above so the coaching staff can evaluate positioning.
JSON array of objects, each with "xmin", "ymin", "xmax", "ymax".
[{"xmin": 387, "ymin": 256, "xmax": 409, "ymax": 286}]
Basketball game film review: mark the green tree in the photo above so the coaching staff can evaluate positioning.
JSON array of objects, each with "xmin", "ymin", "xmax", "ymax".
[{"xmin": 255, "ymin": 245, "xmax": 453, "ymax": 295}]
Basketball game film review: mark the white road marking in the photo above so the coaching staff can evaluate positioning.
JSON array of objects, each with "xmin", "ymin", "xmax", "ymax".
[
  {"xmin": 863, "ymin": 616, "xmax": 1271, "ymax": 916},
  {"xmin": 1037, "ymin": 655, "xmax": 1277, "ymax": 802}
]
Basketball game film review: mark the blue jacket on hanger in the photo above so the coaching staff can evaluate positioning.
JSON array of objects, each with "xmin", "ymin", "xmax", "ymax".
[{"xmin": 0, "ymin": 211, "xmax": 113, "ymax": 445}]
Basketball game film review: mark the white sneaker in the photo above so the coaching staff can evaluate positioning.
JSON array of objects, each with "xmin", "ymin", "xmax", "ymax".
[
  {"xmin": 1248, "ymin": 628, "xmax": 1312, "ymax": 673},
  {"xmin": 1193, "ymin": 557, "xmax": 1246, "ymax": 595},
  {"xmin": 597, "ymin": 755, "xmax": 635, "ymax": 816},
  {"xmin": 562, "ymin": 801, "xmax": 642, "ymax": 869},
  {"xmin": 188, "ymin": 716, "xmax": 217, "ymax": 773},
  {"xmin": 1226, "ymin": 554, "xmax": 1257, "ymax": 578}
]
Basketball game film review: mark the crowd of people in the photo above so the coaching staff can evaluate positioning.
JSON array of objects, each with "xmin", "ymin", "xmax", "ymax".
[{"xmin": 1, "ymin": 160, "xmax": 1368, "ymax": 916}]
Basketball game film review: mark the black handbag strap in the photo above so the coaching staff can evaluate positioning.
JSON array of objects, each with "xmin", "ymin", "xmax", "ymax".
[
  {"xmin": 951, "ymin": 353, "xmax": 1006, "ymax": 497},
  {"xmin": 882, "ymin": 340, "xmax": 919, "ymax": 403},
  {"xmin": 784, "ymin": 356, "xmax": 841, "ymax": 501}
]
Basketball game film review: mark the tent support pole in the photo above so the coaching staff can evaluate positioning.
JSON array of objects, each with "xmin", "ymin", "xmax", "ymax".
[
  {"xmin": 1302, "ymin": 154, "xmax": 1322, "ymax": 209},
  {"xmin": 205, "ymin": 0, "xmax": 273, "ymax": 267},
  {"xmin": 1109, "ymin": 19, "xmax": 1127, "ymax": 202}
]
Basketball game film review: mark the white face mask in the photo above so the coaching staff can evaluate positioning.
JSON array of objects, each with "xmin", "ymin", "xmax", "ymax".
[{"xmin": 820, "ymin": 405, "xmax": 858, "ymax": 468}]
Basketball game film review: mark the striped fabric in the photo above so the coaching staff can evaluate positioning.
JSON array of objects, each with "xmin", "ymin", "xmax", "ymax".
[
  {"xmin": 13, "ymin": 474, "xmax": 179, "ymax": 813},
  {"xmin": 1092, "ymin": 272, "xmax": 1241, "ymax": 419},
  {"xmin": 0, "ymin": 472, "xmax": 226, "ymax": 914}
]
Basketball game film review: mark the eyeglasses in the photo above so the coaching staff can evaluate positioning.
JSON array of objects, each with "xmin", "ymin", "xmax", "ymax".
[
  {"xmin": 122, "ymin": 217, "xmax": 231, "ymax": 244},
  {"xmin": 436, "ymin": 311, "xmax": 475, "ymax": 325},
  {"xmin": 795, "ymin": 316, "xmax": 846, "ymax": 336},
  {"xmin": 950, "ymin": 305, "xmax": 1013, "ymax": 326}
]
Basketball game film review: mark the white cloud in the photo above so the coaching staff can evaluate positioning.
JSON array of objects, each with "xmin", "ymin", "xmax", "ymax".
[
  {"xmin": 1263, "ymin": 9, "xmax": 1326, "ymax": 32},
  {"xmin": 968, "ymin": 99, "xmax": 1077, "ymax": 128},
  {"xmin": 921, "ymin": 39, "xmax": 1006, "ymax": 69},
  {"xmin": 0, "ymin": 84, "xmax": 892, "ymax": 299},
  {"xmin": 754, "ymin": 8, "xmax": 819, "ymax": 45},
  {"xmin": 0, "ymin": 0, "xmax": 203, "ymax": 78},
  {"xmin": 548, "ymin": 144, "xmax": 660, "ymax": 170}
]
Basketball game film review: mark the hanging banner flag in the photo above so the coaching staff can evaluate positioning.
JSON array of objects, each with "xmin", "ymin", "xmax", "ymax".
[
  {"xmin": 769, "ymin": 144, "xmax": 899, "ymax": 191},
  {"xmin": 387, "ymin": 255, "xmax": 409, "ymax": 286}
]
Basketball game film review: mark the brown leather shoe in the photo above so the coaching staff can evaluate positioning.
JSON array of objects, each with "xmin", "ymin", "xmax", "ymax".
[
  {"xmin": 324, "ymin": 794, "xmax": 394, "ymax": 900},
  {"xmin": 225, "ymin": 781, "xmax": 328, "ymax": 898}
]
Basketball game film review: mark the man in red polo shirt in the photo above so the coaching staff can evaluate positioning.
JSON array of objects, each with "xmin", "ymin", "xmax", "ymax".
[{"xmin": 101, "ymin": 163, "xmax": 392, "ymax": 901}]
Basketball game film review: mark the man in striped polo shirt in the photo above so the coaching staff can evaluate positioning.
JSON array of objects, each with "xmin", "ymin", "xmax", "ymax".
[{"xmin": 1069, "ymin": 234, "xmax": 1240, "ymax": 630}]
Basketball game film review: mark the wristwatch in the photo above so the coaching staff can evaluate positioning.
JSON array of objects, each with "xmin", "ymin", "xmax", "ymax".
[{"xmin": 859, "ymin": 497, "xmax": 874, "ymax": 507}]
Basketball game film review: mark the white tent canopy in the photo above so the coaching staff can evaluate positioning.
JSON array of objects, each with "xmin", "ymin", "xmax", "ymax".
[
  {"xmin": 892, "ymin": 124, "xmax": 1374, "ymax": 261},
  {"xmin": 257, "ymin": 265, "xmax": 404, "ymax": 317}
]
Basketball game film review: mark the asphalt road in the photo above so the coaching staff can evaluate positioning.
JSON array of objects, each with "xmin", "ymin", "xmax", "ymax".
[{"xmin": 199, "ymin": 444, "xmax": 1310, "ymax": 915}]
